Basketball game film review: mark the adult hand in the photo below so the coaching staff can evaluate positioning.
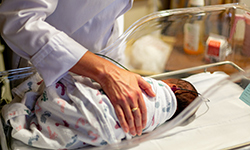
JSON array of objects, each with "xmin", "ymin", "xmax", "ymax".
[
  {"xmin": 70, "ymin": 51, "xmax": 155, "ymax": 136},
  {"xmin": 100, "ymin": 67, "xmax": 155, "ymax": 136}
]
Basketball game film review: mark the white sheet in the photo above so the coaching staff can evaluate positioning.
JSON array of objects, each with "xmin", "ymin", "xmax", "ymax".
[
  {"xmin": 1, "ymin": 71, "xmax": 250, "ymax": 150},
  {"xmin": 126, "ymin": 71, "xmax": 250, "ymax": 150},
  {"xmin": 87, "ymin": 71, "xmax": 250, "ymax": 150}
]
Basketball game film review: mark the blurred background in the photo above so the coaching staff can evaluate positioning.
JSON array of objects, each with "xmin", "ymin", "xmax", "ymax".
[
  {"xmin": 0, "ymin": 0, "xmax": 248, "ymax": 72},
  {"xmin": 124, "ymin": 0, "xmax": 244, "ymax": 30}
]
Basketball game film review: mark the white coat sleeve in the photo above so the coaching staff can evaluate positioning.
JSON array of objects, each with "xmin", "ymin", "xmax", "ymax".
[{"xmin": 0, "ymin": 0, "xmax": 87, "ymax": 86}]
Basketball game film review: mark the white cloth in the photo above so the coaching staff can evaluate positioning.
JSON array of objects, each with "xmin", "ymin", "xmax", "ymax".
[
  {"xmin": 1, "ymin": 73, "xmax": 177, "ymax": 149},
  {"xmin": 0, "ymin": 0, "xmax": 133, "ymax": 86},
  {"xmin": 126, "ymin": 72, "xmax": 250, "ymax": 150}
]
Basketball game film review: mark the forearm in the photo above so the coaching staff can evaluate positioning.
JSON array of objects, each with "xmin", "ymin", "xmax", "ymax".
[
  {"xmin": 69, "ymin": 51, "xmax": 119, "ymax": 86},
  {"xmin": 0, "ymin": 0, "xmax": 87, "ymax": 86}
]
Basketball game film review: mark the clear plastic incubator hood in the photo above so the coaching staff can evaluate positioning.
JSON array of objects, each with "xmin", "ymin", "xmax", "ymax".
[
  {"xmin": 1, "ymin": 3, "xmax": 250, "ymax": 150},
  {"xmin": 102, "ymin": 3, "xmax": 250, "ymax": 76}
]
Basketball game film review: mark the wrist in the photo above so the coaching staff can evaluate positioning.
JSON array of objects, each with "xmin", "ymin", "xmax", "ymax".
[{"xmin": 69, "ymin": 51, "xmax": 120, "ymax": 85}]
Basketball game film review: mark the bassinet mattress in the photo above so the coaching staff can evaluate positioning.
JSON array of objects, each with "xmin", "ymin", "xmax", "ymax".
[
  {"xmin": 1, "ymin": 71, "xmax": 250, "ymax": 150},
  {"xmin": 127, "ymin": 71, "xmax": 250, "ymax": 150}
]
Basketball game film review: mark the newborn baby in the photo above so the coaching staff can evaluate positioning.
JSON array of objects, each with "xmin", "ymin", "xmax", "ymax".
[
  {"xmin": 162, "ymin": 78, "xmax": 198, "ymax": 118},
  {"xmin": 2, "ymin": 73, "xmax": 198, "ymax": 149}
]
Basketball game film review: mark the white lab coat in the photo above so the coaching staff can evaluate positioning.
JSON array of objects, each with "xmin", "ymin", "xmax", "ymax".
[{"xmin": 0, "ymin": 0, "xmax": 132, "ymax": 86}]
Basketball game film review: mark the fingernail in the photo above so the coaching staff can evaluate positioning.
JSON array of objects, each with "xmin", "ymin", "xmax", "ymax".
[
  {"xmin": 124, "ymin": 128, "xmax": 129, "ymax": 133},
  {"xmin": 131, "ymin": 130, "xmax": 136, "ymax": 136},
  {"xmin": 138, "ymin": 131, "xmax": 142, "ymax": 136}
]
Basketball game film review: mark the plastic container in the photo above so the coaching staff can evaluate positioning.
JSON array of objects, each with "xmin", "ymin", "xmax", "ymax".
[
  {"xmin": 100, "ymin": 3, "xmax": 250, "ymax": 76},
  {"xmin": 183, "ymin": 0, "xmax": 205, "ymax": 55}
]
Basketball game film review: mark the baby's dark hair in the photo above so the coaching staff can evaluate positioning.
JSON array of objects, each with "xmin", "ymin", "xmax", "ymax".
[{"xmin": 163, "ymin": 79, "xmax": 198, "ymax": 118}]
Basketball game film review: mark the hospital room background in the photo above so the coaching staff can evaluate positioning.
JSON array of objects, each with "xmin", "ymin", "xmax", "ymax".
[
  {"xmin": 1, "ymin": 0, "xmax": 250, "ymax": 150},
  {"xmin": 0, "ymin": 0, "xmax": 247, "ymax": 77},
  {"xmin": 0, "ymin": 0, "xmax": 246, "ymax": 72}
]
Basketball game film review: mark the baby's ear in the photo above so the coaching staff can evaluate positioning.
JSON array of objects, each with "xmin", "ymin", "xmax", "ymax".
[
  {"xmin": 167, "ymin": 83, "xmax": 177, "ymax": 89},
  {"xmin": 170, "ymin": 85, "xmax": 180, "ymax": 93},
  {"xmin": 162, "ymin": 79, "xmax": 175, "ymax": 87}
]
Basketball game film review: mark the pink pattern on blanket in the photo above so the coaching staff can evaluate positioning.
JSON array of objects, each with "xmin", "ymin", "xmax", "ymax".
[
  {"xmin": 75, "ymin": 118, "xmax": 87, "ymax": 128},
  {"xmin": 55, "ymin": 120, "xmax": 69, "ymax": 127},
  {"xmin": 35, "ymin": 101, "xmax": 42, "ymax": 113},
  {"xmin": 20, "ymin": 123, "xmax": 26, "ymax": 130},
  {"xmin": 30, "ymin": 122, "xmax": 42, "ymax": 131},
  {"xmin": 8, "ymin": 111, "xmax": 16, "ymax": 116},
  {"xmin": 47, "ymin": 126, "xmax": 58, "ymax": 139},
  {"xmin": 152, "ymin": 115, "xmax": 155, "ymax": 126},
  {"xmin": 57, "ymin": 99, "xmax": 66, "ymax": 113},
  {"xmin": 16, "ymin": 125, "xmax": 22, "ymax": 131},
  {"xmin": 56, "ymin": 82, "xmax": 66, "ymax": 96},
  {"xmin": 88, "ymin": 131, "xmax": 99, "ymax": 142},
  {"xmin": 37, "ymin": 80, "xmax": 43, "ymax": 85},
  {"xmin": 96, "ymin": 91, "xmax": 101, "ymax": 96}
]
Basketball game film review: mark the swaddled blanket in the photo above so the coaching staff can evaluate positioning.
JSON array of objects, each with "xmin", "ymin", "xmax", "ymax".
[{"xmin": 2, "ymin": 73, "xmax": 177, "ymax": 149}]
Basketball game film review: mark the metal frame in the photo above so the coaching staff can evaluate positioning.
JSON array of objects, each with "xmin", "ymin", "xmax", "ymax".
[{"xmin": 149, "ymin": 61, "xmax": 245, "ymax": 80}]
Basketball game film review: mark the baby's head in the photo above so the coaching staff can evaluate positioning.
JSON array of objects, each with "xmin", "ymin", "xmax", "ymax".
[{"xmin": 162, "ymin": 78, "xmax": 198, "ymax": 118}]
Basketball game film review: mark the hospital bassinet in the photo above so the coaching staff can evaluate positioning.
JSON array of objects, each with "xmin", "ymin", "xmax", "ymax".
[{"xmin": 1, "ymin": 3, "xmax": 250, "ymax": 150}]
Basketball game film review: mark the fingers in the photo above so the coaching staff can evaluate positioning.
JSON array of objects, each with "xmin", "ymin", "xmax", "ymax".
[
  {"xmin": 137, "ymin": 92, "xmax": 147, "ymax": 129},
  {"xmin": 138, "ymin": 76, "xmax": 156, "ymax": 97},
  {"xmin": 114, "ymin": 105, "xmax": 129, "ymax": 133},
  {"xmin": 115, "ymin": 99, "xmax": 142, "ymax": 136},
  {"xmin": 132, "ymin": 107, "xmax": 142, "ymax": 136},
  {"xmin": 127, "ymin": 89, "xmax": 144, "ymax": 136},
  {"xmin": 113, "ymin": 93, "xmax": 143, "ymax": 136},
  {"xmin": 100, "ymin": 71, "xmax": 151, "ymax": 137},
  {"xmin": 125, "ymin": 106, "xmax": 137, "ymax": 136}
]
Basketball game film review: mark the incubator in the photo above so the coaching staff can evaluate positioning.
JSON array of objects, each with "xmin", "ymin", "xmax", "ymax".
[{"xmin": 1, "ymin": 3, "xmax": 250, "ymax": 150}]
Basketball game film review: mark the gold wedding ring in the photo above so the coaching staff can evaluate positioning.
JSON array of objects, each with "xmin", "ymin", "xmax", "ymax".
[{"xmin": 131, "ymin": 107, "xmax": 138, "ymax": 112}]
